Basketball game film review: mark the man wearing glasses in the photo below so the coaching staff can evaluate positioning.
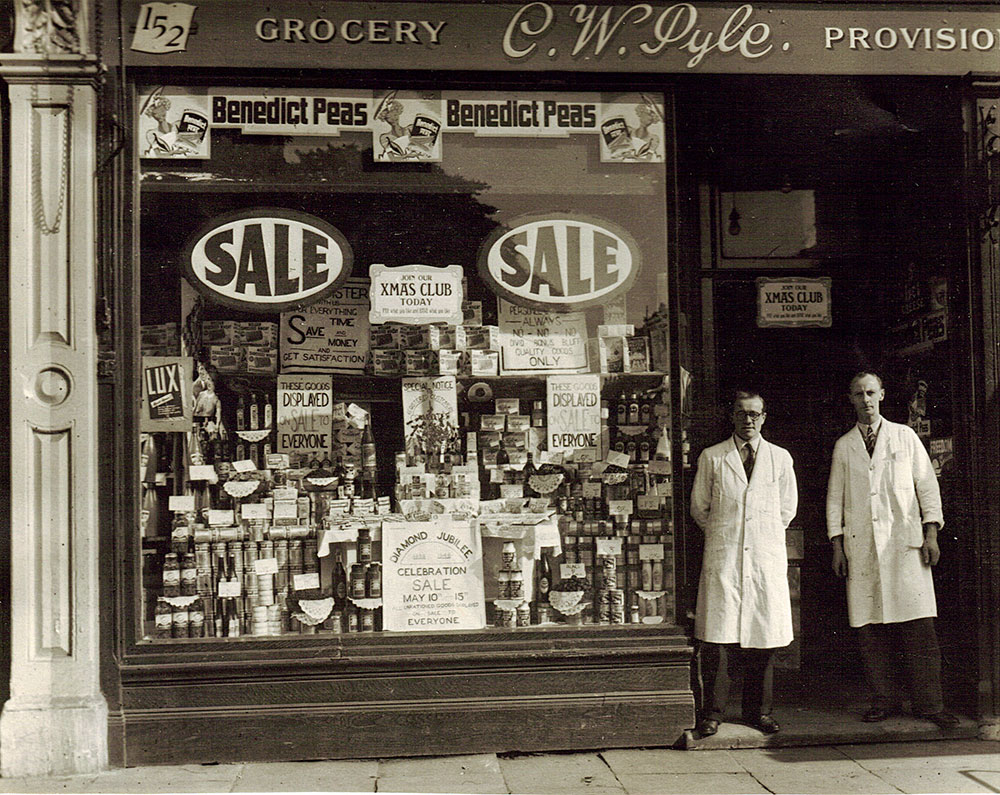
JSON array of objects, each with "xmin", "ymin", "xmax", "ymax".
[
  {"xmin": 690, "ymin": 390, "xmax": 798, "ymax": 737},
  {"xmin": 826, "ymin": 372, "xmax": 958, "ymax": 729}
]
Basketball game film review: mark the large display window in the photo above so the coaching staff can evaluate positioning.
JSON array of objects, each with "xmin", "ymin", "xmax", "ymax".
[{"xmin": 135, "ymin": 85, "xmax": 682, "ymax": 643}]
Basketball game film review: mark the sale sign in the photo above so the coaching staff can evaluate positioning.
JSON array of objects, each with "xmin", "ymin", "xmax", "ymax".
[
  {"xmin": 382, "ymin": 518, "xmax": 486, "ymax": 632},
  {"xmin": 546, "ymin": 374, "xmax": 601, "ymax": 457},
  {"xmin": 276, "ymin": 374, "xmax": 333, "ymax": 466}
]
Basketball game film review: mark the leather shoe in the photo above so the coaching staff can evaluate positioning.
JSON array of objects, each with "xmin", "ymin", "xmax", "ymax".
[
  {"xmin": 921, "ymin": 711, "xmax": 960, "ymax": 729},
  {"xmin": 752, "ymin": 715, "xmax": 780, "ymax": 734},
  {"xmin": 861, "ymin": 707, "xmax": 893, "ymax": 722},
  {"xmin": 698, "ymin": 718, "xmax": 719, "ymax": 737}
]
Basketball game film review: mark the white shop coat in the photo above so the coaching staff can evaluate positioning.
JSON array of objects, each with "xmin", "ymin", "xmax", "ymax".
[
  {"xmin": 690, "ymin": 437, "xmax": 798, "ymax": 649},
  {"xmin": 826, "ymin": 419, "xmax": 943, "ymax": 627}
]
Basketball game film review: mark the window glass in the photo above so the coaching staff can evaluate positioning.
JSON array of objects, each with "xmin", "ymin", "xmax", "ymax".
[{"xmin": 137, "ymin": 87, "xmax": 674, "ymax": 641}]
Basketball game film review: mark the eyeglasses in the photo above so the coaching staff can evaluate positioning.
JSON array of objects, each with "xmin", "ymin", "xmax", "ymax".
[{"xmin": 733, "ymin": 411, "xmax": 765, "ymax": 421}]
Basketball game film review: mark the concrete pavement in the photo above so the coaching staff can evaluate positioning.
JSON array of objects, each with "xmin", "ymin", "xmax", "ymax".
[{"xmin": 1, "ymin": 739, "xmax": 999, "ymax": 794}]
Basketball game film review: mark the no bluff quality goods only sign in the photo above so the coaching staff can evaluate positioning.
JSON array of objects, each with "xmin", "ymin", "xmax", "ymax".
[{"xmin": 756, "ymin": 277, "xmax": 831, "ymax": 328}]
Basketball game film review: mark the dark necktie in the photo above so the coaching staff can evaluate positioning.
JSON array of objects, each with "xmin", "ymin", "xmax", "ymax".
[
  {"xmin": 743, "ymin": 442, "xmax": 755, "ymax": 479},
  {"xmin": 864, "ymin": 425, "xmax": 876, "ymax": 456}
]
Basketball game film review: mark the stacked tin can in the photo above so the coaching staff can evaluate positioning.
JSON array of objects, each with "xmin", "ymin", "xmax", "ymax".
[
  {"xmin": 596, "ymin": 554, "xmax": 626, "ymax": 624},
  {"xmin": 195, "ymin": 542, "xmax": 214, "ymax": 634},
  {"xmin": 274, "ymin": 539, "xmax": 289, "ymax": 631},
  {"xmin": 495, "ymin": 541, "xmax": 523, "ymax": 628},
  {"xmin": 288, "ymin": 540, "xmax": 304, "ymax": 632}
]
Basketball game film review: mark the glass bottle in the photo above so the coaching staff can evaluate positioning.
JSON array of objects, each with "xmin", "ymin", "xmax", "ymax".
[
  {"xmin": 366, "ymin": 562, "xmax": 382, "ymax": 599},
  {"xmin": 249, "ymin": 392, "xmax": 260, "ymax": 431},
  {"xmin": 162, "ymin": 552, "xmax": 180, "ymax": 597},
  {"xmin": 263, "ymin": 392, "xmax": 273, "ymax": 429},
  {"xmin": 236, "ymin": 395, "xmax": 246, "ymax": 432},
  {"xmin": 333, "ymin": 551, "xmax": 348, "ymax": 607},
  {"xmin": 350, "ymin": 563, "xmax": 366, "ymax": 599},
  {"xmin": 357, "ymin": 526, "xmax": 372, "ymax": 563},
  {"xmin": 628, "ymin": 393, "xmax": 640, "ymax": 425}
]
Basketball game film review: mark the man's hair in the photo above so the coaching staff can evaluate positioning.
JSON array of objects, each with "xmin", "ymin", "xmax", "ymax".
[
  {"xmin": 731, "ymin": 390, "xmax": 766, "ymax": 413},
  {"xmin": 850, "ymin": 371, "xmax": 884, "ymax": 391}
]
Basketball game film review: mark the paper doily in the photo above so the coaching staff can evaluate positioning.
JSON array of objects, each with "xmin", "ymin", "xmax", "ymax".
[
  {"xmin": 235, "ymin": 429, "xmax": 271, "ymax": 443},
  {"xmin": 159, "ymin": 594, "xmax": 201, "ymax": 608},
  {"xmin": 223, "ymin": 479, "xmax": 260, "ymax": 499},
  {"xmin": 549, "ymin": 590, "xmax": 584, "ymax": 614},
  {"xmin": 295, "ymin": 597, "xmax": 334, "ymax": 625},
  {"xmin": 636, "ymin": 590, "xmax": 667, "ymax": 600},
  {"xmin": 493, "ymin": 599, "xmax": 527, "ymax": 611},
  {"xmin": 348, "ymin": 597, "xmax": 383, "ymax": 610},
  {"xmin": 553, "ymin": 599, "xmax": 590, "ymax": 617},
  {"xmin": 528, "ymin": 472, "xmax": 564, "ymax": 494}
]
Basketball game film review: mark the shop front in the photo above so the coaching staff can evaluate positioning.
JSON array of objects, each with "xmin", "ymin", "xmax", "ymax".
[{"xmin": 2, "ymin": 0, "xmax": 1000, "ymax": 776}]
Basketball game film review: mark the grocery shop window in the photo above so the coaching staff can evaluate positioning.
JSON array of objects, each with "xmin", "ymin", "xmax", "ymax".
[{"xmin": 136, "ymin": 86, "xmax": 678, "ymax": 642}]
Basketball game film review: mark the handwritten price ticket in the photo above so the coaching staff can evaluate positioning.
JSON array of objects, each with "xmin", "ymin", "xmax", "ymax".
[{"xmin": 131, "ymin": 2, "xmax": 197, "ymax": 54}]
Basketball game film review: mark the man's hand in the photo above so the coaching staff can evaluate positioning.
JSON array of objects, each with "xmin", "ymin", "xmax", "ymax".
[
  {"xmin": 831, "ymin": 536, "xmax": 848, "ymax": 578},
  {"xmin": 921, "ymin": 523, "xmax": 941, "ymax": 566}
]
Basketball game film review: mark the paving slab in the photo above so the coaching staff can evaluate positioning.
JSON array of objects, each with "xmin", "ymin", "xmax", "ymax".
[
  {"xmin": 601, "ymin": 748, "xmax": 745, "ymax": 775},
  {"xmin": 233, "ymin": 760, "xmax": 378, "ymax": 792},
  {"xmin": 613, "ymin": 771, "xmax": 769, "ymax": 795},
  {"xmin": 498, "ymin": 752, "xmax": 625, "ymax": 794},
  {"xmin": 77, "ymin": 763, "xmax": 243, "ymax": 793},
  {"xmin": 837, "ymin": 739, "xmax": 1000, "ymax": 766},
  {"xmin": 376, "ymin": 754, "xmax": 507, "ymax": 794},
  {"xmin": 863, "ymin": 767, "xmax": 1000, "ymax": 794},
  {"xmin": 0, "ymin": 775, "xmax": 99, "ymax": 793}
]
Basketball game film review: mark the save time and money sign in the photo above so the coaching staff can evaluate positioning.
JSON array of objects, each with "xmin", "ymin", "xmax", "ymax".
[{"xmin": 280, "ymin": 279, "xmax": 370, "ymax": 373}]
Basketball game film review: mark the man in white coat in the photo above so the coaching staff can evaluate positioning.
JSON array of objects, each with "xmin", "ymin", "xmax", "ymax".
[
  {"xmin": 826, "ymin": 372, "xmax": 958, "ymax": 729},
  {"xmin": 691, "ymin": 390, "xmax": 797, "ymax": 737}
]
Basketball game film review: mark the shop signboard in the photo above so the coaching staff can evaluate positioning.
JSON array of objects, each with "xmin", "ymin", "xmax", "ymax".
[
  {"xmin": 756, "ymin": 277, "xmax": 832, "ymax": 328},
  {"xmin": 182, "ymin": 209, "xmax": 354, "ymax": 313},
  {"xmin": 498, "ymin": 299, "xmax": 589, "ymax": 375},
  {"xmin": 141, "ymin": 355, "xmax": 193, "ymax": 431},
  {"xmin": 123, "ymin": 2, "xmax": 1000, "ymax": 77},
  {"xmin": 478, "ymin": 214, "xmax": 641, "ymax": 312},
  {"xmin": 276, "ymin": 374, "xmax": 334, "ymax": 463},
  {"xmin": 279, "ymin": 279, "xmax": 370, "ymax": 373},
  {"xmin": 382, "ymin": 518, "xmax": 486, "ymax": 632},
  {"xmin": 369, "ymin": 264, "xmax": 464, "ymax": 325},
  {"xmin": 546, "ymin": 374, "xmax": 602, "ymax": 457}
]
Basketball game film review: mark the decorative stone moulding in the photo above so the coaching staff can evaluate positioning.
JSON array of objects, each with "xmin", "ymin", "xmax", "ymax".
[{"xmin": 15, "ymin": 0, "xmax": 81, "ymax": 54}]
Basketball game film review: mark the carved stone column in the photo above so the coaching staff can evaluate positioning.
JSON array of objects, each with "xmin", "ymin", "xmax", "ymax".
[{"xmin": 0, "ymin": 0, "xmax": 107, "ymax": 777}]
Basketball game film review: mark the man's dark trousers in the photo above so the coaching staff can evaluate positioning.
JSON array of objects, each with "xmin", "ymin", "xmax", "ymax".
[
  {"xmin": 699, "ymin": 641, "xmax": 777, "ymax": 721},
  {"xmin": 857, "ymin": 616, "xmax": 944, "ymax": 716}
]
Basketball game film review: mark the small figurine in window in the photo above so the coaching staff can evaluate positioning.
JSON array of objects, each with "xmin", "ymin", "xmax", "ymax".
[
  {"xmin": 193, "ymin": 362, "xmax": 224, "ymax": 431},
  {"xmin": 908, "ymin": 379, "xmax": 928, "ymax": 427}
]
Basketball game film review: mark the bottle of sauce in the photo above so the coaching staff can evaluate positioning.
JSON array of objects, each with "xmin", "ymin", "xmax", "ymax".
[
  {"xmin": 357, "ymin": 527, "xmax": 373, "ymax": 564},
  {"xmin": 333, "ymin": 551, "xmax": 348, "ymax": 607},
  {"xmin": 249, "ymin": 392, "xmax": 260, "ymax": 431},
  {"xmin": 366, "ymin": 562, "xmax": 382, "ymax": 599},
  {"xmin": 236, "ymin": 395, "xmax": 246, "ymax": 432},
  {"xmin": 350, "ymin": 563, "xmax": 366, "ymax": 599}
]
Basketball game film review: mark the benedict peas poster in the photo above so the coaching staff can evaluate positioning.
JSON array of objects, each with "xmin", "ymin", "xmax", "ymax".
[{"xmin": 382, "ymin": 519, "xmax": 486, "ymax": 632}]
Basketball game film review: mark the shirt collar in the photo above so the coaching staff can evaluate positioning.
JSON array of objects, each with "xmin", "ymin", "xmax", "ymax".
[
  {"xmin": 733, "ymin": 434, "xmax": 762, "ymax": 453},
  {"xmin": 856, "ymin": 417, "xmax": 883, "ymax": 435}
]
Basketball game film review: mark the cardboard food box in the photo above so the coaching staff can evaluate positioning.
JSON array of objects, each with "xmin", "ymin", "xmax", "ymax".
[
  {"xmin": 208, "ymin": 344, "xmax": 244, "ymax": 373},
  {"xmin": 246, "ymin": 345, "xmax": 278, "ymax": 374},
  {"xmin": 624, "ymin": 336, "xmax": 650, "ymax": 373},
  {"xmin": 372, "ymin": 348, "xmax": 405, "ymax": 376},
  {"xmin": 470, "ymin": 349, "xmax": 499, "ymax": 376}
]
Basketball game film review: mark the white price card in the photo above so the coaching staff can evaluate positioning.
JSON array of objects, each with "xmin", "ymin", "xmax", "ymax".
[
  {"xmin": 254, "ymin": 557, "xmax": 279, "ymax": 575},
  {"xmin": 231, "ymin": 459, "xmax": 256, "ymax": 473},
  {"xmin": 639, "ymin": 544, "xmax": 666, "ymax": 561},
  {"xmin": 272, "ymin": 501, "xmax": 299, "ymax": 520},
  {"xmin": 353, "ymin": 497, "xmax": 375, "ymax": 514},
  {"xmin": 561, "ymin": 563, "xmax": 587, "ymax": 579},
  {"xmin": 188, "ymin": 465, "xmax": 217, "ymax": 482},
  {"xmin": 607, "ymin": 451, "xmax": 631, "ymax": 468},
  {"xmin": 596, "ymin": 537, "xmax": 623, "ymax": 556},
  {"xmin": 131, "ymin": 2, "xmax": 197, "ymax": 54},
  {"xmin": 272, "ymin": 487, "xmax": 298, "ymax": 501},
  {"xmin": 648, "ymin": 460, "xmax": 671, "ymax": 475},
  {"xmin": 241, "ymin": 503, "xmax": 269, "ymax": 520},
  {"xmin": 608, "ymin": 500, "xmax": 634, "ymax": 516},
  {"xmin": 293, "ymin": 572, "xmax": 321, "ymax": 591},
  {"xmin": 266, "ymin": 453, "xmax": 290, "ymax": 470},
  {"xmin": 582, "ymin": 481, "xmax": 602, "ymax": 498},
  {"xmin": 207, "ymin": 509, "xmax": 234, "ymax": 526},
  {"xmin": 168, "ymin": 495, "xmax": 195, "ymax": 512},
  {"xmin": 637, "ymin": 495, "xmax": 662, "ymax": 513},
  {"xmin": 218, "ymin": 580, "xmax": 241, "ymax": 598}
]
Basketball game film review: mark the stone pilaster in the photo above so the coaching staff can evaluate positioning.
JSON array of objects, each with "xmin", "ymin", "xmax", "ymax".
[{"xmin": 0, "ymin": 0, "xmax": 107, "ymax": 777}]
